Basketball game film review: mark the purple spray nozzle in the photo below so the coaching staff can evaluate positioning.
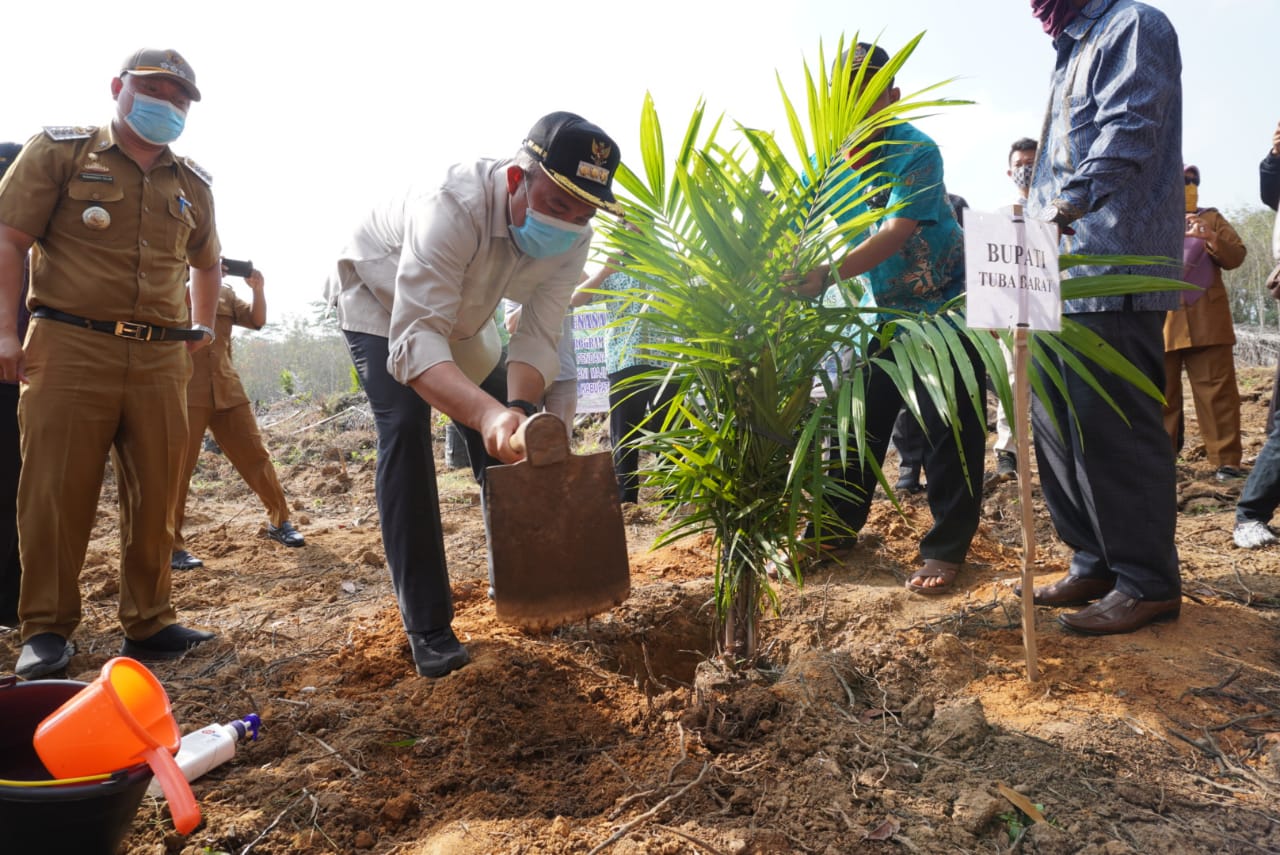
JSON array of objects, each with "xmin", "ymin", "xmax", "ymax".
[{"xmin": 228, "ymin": 713, "xmax": 262, "ymax": 742}]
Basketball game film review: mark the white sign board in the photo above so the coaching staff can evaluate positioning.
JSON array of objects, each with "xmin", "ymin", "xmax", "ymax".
[
  {"xmin": 963, "ymin": 208, "xmax": 1061, "ymax": 332},
  {"xmin": 573, "ymin": 307, "xmax": 610, "ymax": 413}
]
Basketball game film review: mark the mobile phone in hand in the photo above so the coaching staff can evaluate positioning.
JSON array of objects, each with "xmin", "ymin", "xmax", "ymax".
[{"xmin": 221, "ymin": 258, "xmax": 254, "ymax": 278}]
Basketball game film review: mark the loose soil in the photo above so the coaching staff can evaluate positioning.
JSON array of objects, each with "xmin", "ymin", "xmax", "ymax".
[{"xmin": 3, "ymin": 369, "xmax": 1279, "ymax": 855}]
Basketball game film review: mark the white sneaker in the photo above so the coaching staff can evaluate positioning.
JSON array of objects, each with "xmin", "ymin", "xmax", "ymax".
[{"xmin": 1233, "ymin": 520, "xmax": 1278, "ymax": 549}]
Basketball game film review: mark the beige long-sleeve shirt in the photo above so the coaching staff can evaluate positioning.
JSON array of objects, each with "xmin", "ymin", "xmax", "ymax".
[{"xmin": 328, "ymin": 159, "xmax": 588, "ymax": 387}]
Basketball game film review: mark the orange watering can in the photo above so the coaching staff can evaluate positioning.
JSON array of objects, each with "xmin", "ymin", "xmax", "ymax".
[{"xmin": 32, "ymin": 657, "xmax": 200, "ymax": 834}]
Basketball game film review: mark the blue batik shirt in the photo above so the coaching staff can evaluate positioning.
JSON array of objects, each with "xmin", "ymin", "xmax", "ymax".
[
  {"xmin": 827, "ymin": 122, "xmax": 965, "ymax": 322},
  {"xmin": 1025, "ymin": 0, "xmax": 1183, "ymax": 313}
]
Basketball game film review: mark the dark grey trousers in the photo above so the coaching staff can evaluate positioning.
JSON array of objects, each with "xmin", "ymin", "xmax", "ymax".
[
  {"xmin": 1031, "ymin": 311, "xmax": 1180, "ymax": 600},
  {"xmin": 344, "ymin": 331, "xmax": 506, "ymax": 632},
  {"xmin": 891, "ymin": 406, "xmax": 927, "ymax": 471},
  {"xmin": 827, "ymin": 332, "xmax": 987, "ymax": 564}
]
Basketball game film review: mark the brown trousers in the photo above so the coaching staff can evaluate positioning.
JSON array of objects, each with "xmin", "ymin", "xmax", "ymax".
[
  {"xmin": 1163, "ymin": 344, "xmax": 1242, "ymax": 467},
  {"xmin": 173, "ymin": 402, "xmax": 289, "ymax": 549},
  {"xmin": 18, "ymin": 320, "xmax": 189, "ymax": 640}
]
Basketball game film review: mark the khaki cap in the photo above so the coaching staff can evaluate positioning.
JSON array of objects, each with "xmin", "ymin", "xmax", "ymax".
[{"xmin": 120, "ymin": 48, "xmax": 202, "ymax": 101}]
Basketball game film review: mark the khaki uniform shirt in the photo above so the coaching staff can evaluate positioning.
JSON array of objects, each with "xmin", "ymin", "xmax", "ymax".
[
  {"xmin": 0, "ymin": 124, "xmax": 220, "ymax": 327},
  {"xmin": 187, "ymin": 285, "xmax": 259, "ymax": 409},
  {"xmin": 327, "ymin": 159, "xmax": 588, "ymax": 386},
  {"xmin": 1164, "ymin": 208, "xmax": 1247, "ymax": 351}
]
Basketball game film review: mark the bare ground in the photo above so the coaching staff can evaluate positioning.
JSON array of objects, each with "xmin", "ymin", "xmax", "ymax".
[{"xmin": 3, "ymin": 368, "xmax": 1279, "ymax": 855}]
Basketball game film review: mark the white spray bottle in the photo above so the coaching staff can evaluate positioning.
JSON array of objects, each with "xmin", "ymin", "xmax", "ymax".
[{"xmin": 147, "ymin": 713, "xmax": 261, "ymax": 797}]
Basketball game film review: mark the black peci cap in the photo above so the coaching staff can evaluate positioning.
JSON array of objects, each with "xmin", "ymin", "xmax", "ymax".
[
  {"xmin": 522, "ymin": 112, "xmax": 622, "ymax": 215},
  {"xmin": 837, "ymin": 42, "xmax": 893, "ymax": 86}
]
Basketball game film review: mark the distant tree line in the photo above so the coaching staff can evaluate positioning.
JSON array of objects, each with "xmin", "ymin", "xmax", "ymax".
[
  {"xmin": 232, "ymin": 301, "xmax": 355, "ymax": 405},
  {"xmin": 1222, "ymin": 205, "xmax": 1280, "ymax": 333}
]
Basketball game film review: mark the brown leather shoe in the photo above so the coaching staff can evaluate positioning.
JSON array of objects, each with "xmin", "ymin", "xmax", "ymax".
[
  {"xmin": 1058, "ymin": 590, "xmax": 1180, "ymax": 635},
  {"xmin": 1014, "ymin": 574, "xmax": 1113, "ymax": 607}
]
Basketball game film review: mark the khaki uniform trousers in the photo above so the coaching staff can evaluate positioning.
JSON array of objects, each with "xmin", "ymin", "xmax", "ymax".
[
  {"xmin": 173, "ymin": 402, "xmax": 289, "ymax": 549},
  {"xmin": 1163, "ymin": 343, "xmax": 1242, "ymax": 467},
  {"xmin": 17, "ymin": 320, "xmax": 190, "ymax": 641}
]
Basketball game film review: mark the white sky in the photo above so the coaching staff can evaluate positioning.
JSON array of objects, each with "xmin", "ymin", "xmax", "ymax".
[{"xmin": 4, "ymin": 0, "xmax": 1277, "ymax": 322}]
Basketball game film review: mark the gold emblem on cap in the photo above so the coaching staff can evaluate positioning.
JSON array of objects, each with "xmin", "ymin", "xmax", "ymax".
[
  {"xmin": 591, "ymin": 139, "xmax": 611, "ymax": 166},
  {"xmin": 577, "ymin": 162, "xmax": 610, "ymax": 185},
  {"xmin": 82, "ymin": 206, "xmax": 111, "ymax": 230}
]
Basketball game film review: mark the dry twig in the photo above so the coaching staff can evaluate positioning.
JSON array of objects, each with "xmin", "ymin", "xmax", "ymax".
[
  {"xmin": 654, "ymin": 823, "xmax": 726, "ymax": 855},
  {"xmin": 241, "ymin": 788, "xmax": 311, "ymax": 855},
  {"xmin": 306, "ymin": 733, "xmax": 364, "ymax": 778},
  {"xmin": 589, "ymin": 762, "xmax": 712, "ymax": 854},
  {"xmin": 287, "ymin": 404, "xmax": 368, "ymax": 436}
]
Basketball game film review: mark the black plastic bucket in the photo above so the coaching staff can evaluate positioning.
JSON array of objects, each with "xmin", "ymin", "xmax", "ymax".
[{"xmin": 0, "ymin": 676, "xmax": 152, "ymax": 855}]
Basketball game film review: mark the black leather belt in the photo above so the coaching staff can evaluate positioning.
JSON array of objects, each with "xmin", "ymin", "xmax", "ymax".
[{"xmin": 32, "ymin": 307, "xmax": 205, "ymax": 342}]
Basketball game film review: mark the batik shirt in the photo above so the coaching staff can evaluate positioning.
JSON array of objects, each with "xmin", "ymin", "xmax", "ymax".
[
  {"xmin": 1025, "ymin": 0, "xmax": 1183, "ymax": 313},
  {"xmin": 827, "ymin": 122, "xmax": 964, "ymax": 321},
  {"xmin": 597, "ymin": 271, "xmax": 668, "ymax": 375}
]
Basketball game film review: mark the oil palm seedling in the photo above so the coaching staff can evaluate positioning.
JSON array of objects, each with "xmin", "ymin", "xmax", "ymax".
[{"xmin": 598, "ymin": 34, "xmax": 1178, "ymax": 667}]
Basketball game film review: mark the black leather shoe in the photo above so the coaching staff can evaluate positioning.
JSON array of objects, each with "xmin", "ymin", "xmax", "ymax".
[
  {"xmin": 16, "ymin": 633, "xmax": 74, "ymax": 679},
  {"xmin": 121, "ymin": 624, "xmax": 216, "ymax": 661},
  {"xmin": 171, "ymin": 549, "xmax": 204, "ymax": 570},
  {"xmin": 409, "ymin": 627, "xmax": 470, "ymax": 678},
  {"xmin": 266, "ymin": 521, "xmax": 305, "ymax": 548},
  {"xmin": 1058, "ymin": 590, "xmax": 1180, "ymax": 635},
  {"xmin": 1215, "ymin": 465, "xmax": 1247, "ymax": 482},
  {"xmin": 1015, "ymin": 573, "xmax": 1114, "ymax": 607},
  {"xmin": 894, "ymin": 465, "xmax": 924, "ymax": 494}
]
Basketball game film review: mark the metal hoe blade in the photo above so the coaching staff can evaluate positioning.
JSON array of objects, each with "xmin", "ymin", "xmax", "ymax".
[{"xmin": 483, "ymin": 413, "xmax": 630, "ymax": 631}]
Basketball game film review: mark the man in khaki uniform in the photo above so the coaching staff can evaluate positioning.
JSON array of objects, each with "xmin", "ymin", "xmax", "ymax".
[
  {"xmin": 0, "ymin": 49, "xmax": 221, "ymax": 679},
  {"xmin": 1163, "ymin": 164, "xmax": 1248, "ymax": 480},
  {"xmin": 171, "ymin": 264, "xmax": 304, "ymax": 571}
]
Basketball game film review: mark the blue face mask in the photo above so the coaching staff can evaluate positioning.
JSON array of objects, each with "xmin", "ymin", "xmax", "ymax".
[
  {"xmin": 509, "ymin": 183, "xmax": 589, "ymax": 258},
  {"xmin": 124, "ymin": 92, "xmax": 187, "ymax": 145}
]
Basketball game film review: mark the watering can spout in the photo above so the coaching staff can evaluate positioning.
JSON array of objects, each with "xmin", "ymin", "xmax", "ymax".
[
  {"xmin": 32, "ymin": 657, "xmax": 202, "ymax": 834},
  {"xmin": 144, "ymin": 745, "xmax": 200, "ymax": 833}
]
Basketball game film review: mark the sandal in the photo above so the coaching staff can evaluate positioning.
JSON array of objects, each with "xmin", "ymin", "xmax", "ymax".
[{"xmin": 905, "ymin": 559, "xmax": 961, "ymax": 596}]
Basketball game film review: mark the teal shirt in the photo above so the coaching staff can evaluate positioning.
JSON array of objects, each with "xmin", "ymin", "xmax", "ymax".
[{"xmin": 827, "ymin": 122, "xmax": 965, "ymax": 318}]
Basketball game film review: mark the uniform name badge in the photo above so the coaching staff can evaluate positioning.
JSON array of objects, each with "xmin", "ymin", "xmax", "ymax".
[{"xmin": 82, "ymin": 206, "xmax": 111, "ymax": 230}]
